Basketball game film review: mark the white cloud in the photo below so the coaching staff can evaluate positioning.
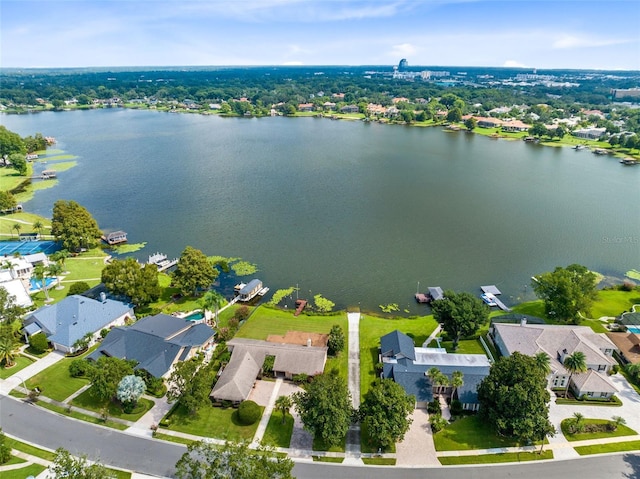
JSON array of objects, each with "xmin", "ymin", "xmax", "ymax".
[
  {"xmin": 552, "ymin": 34, "xmax": 630, "ymax": 49},
  {"xmin": 503, "ymin": 60, "xmax": 528, "ymax": 68},
  {"xmin": 390, "ymin": 42, "xmax": 417, "ymax": 57}
]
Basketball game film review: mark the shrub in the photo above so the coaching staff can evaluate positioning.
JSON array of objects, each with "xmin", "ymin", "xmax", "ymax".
[
  {"xmin": 68, "ymin": 281, "xmax": 90, "ymax": 296},
  {"xmin": 29, "ymin": 332, "xmax": 49, "ymax": 354},
  {"xmin": 292, "ymin": 373, "xmax": 309, "ymax": 384},
  {"xmin": 68, "ymin": 358, "xmax": 92, "ymax": 378},
  {"xmin": 235, "ymin": 305, "xmax": 250, "ymax": 322},
  {"xmin": 228, "ymin": 317, "xmax": 240, "ymax": 330},
  {"xmin": 427, "ymin": 399, "xmax": 441, "ymax": 415},
  {"xmin": 430, "ymin": 413, "xmax": 448, "ymax": 433},
  {"xmin": 450, "ymin": 399, "xmax": 463, "ymax": 416},
  {"xmin": 237, "ymin": 400, "xmax": 261, "ymax": 425},
  {"xmin": 620, "ymin": 281, "xmax": 636, "ymax": 292},
  {"xmin": 262, "ymin": 355, "xmax": 275, "ymax": 377},
  {"xmin": 100, "ymin": 328, "xmax": 110, "ymax": 339},
  {"xmin": 0, "ymin": 428, "xmax": 11, "ymax": 465},
  {"xmin": 610, "ymin": 364, "xmax": 619, "ymax": 375}
]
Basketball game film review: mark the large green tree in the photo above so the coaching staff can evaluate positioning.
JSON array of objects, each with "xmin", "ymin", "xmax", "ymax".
[
  {"xmin": 430, "ymin": 290, "xmax": 490, "ymax": 350},
  {"xmin": 172, "ymin": 246, "xmax": 217, "ymax": 296},
  {"xmin": 101, "ymin": 258, "xmax": 160, "ymax": 306},
  {"xmin": 0, "ymin": 191, "xmax": 17, "ymax": 211},
  {"xmin": 293, "ymin": 369, "xmax": 353, "ymax": 448},
  {"xmin": 48, "ymin": 448, "xmax": 116, "ymax": 479},
  {"xmin": 359, "ymin": 378, "xmax": 414, "ymax": 451},
  {"xmin": 477, "ymin": 352, "xmax": 555, "ymax": 448},
  {"xmin": 89, "ymin": 356, "xmax": 135, "ymax": 401},
  {"xmin": 0, "ymin": 287, "xmax": 23, "ymax": 324},
  {"xmin": 532, "ymin": 264, "xmax": 598, "ymax": 322},
  {"xmin": 327, "ymin": 324, "xmax": 345, "ymax": 356},
  {"xmin": 51, "ymin": 200, "xmax": 102, "ymax": 251},
  {"xmin": 167, "ymin": 354, "xmax": 212, "ymax": 415},
  {"xmin": 0, "ymin": 126, "xmax": 26, "ymax": 158},
  {"xmin": 8, "ymin": 153, "xmax": 27, "ymax": 176},
  {"xmin": 175, "ymin": 441, "xmax": 294, "ymax": 479}
]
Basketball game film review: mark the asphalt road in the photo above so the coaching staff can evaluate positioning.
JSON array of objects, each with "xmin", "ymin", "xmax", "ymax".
[{"xmin": 1, "ymin": 395, "xmax": 639, "ymax": 479}]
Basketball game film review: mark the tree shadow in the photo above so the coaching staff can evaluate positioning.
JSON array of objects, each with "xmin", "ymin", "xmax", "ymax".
[{"xmin": 623, "ymin": 453, "xmax": 640, "ymax": 479}]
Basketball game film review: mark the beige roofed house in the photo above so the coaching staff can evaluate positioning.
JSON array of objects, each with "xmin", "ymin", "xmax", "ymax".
[
  {"xmin": 491, "ymin": 320, "xmax": 618, "ymax": 399},
  {"xmin": 210, "ymin": 337, "xmax": 327, "ymax": 405}
]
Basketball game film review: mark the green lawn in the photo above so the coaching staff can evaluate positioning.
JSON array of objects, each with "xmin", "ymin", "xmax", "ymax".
[
  {"xmin": 261, "ymin": 411, "xmax": 294, "ymax": 448},
  {"xmin": 2, "ymin": 464, "xmax": 47, "ymax": 479},
  {"xmin": 0, "ymin": 355, "xmax": 35, "ymax": 379},
  {"xmin": 439, "ymin": 450, "xmax": 553, "ymax": 465},
  {"xmin": 166, "ymin": 404, "xmax": 262, "ymax": 441},
  {"xmin": 312, "ymin": 435, "xmax": 346, "ymax": 453},
  {"xmin": 575, "ymin": 440, "xmax": 640, "ymax": 455},
  {"xmin": 152, "ymin": 432, "xmax": 196, "ymax": 446},
  {"xmin": 70, "ymin": 387, "xmax": 154, "ymax": 421},
  {"xmin": 511, "ymin": 299, "xmax": 611, "ymax": 334},
  {"xmin": 312, "ymin": 456, "xmax": 344, "ymax": 463},
  {"xmin": 36, "ymin": 401, "xmax": 129, "ymax": 430},
  {"xmin": 25, "ymin": 352, "xmax": 93, "ymax": 401},
  {"xmin": 589, "ymin": 290, "xmax": 640, "ymax": 318},
  {"xmin": 359, "ymin": 314, "xmax": 438, "ymax": 400},
  {"xmin": 433, "ymin": 415, "xmax": 523, "ymax": 451},
  {"xmin": 0, "ymin": 212, "xmax": 49, "ymax": 237},
  {"xmin": 362, "ymin": 458, "xmax": 396, "ymax": 465},
  {"xmin": 235, "ymin": 306, "xmax": 349, "ymax": 379},
  {"xmin": 561, "ymin": 418, "xmax": 636, "ymax": 441},
  {"xmin": 6, "ymin": 437, "xmax": 56, "ymax": 460}
]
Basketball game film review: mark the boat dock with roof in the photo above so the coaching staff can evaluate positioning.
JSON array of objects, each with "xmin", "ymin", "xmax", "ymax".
[
  {"xmin": 480, "ymin": 285, "xmax": 511, "ymax": 311},
  {"xmin": 147, "ymin": 252, "xmax": 178, "ymax": 271}
]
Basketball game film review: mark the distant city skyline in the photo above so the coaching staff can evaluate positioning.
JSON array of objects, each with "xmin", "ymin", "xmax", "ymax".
[{"xmin": 2, "ymin": 0, "xmax": 639, "ymax": 70}]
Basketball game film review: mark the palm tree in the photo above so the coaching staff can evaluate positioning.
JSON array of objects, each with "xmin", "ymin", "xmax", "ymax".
[
  {"xmin": 0, "ymin": 334, "xmax": 19, "ymax": 368},
  {"xmin": 450, "ymin": 370, "xmax": 464, "ymax": 401},
  {"xmin": 611, "ymin": 415, "xmax": 626, "ymax": 431},
  {"xmin": 50, "ymin": 249, "xmax": 69, "ymax": 273},
  {"xmin": 11, "ymin": 223, "xmax": 21, "ymax": 239},
  {"xmin": 48, "ymin": 262, "xmax": 63, "ymax": 290},
  {"xmin": 33, "ymin": 264, "xmax": 51, "ymax": 302},
  {"xmin": 563, "ymin": 351, "xmax": 587, "ymax": 398},
  {"xmin": 201, "ymin": 290, "xmax": 225, "ymax": 326},
  {"xmin": 534, "ymin": 352, "xmax": 551, "ymax": 375},
  {"xmin": 571, "ymin": 412, "xmax": 585, "ymax": 433},
  {"xmin": 274, "ymin": 395, "xmax": 293, "ymax": 424},
  {"xmin": 33, "ymin": 220, "xmax": 43, "ymax": 238},
  {"xmin": 427, "ymin": 367, "xmax": 448, "ymax": 397}
]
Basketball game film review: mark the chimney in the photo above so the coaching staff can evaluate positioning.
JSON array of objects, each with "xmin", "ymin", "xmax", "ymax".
[{"xmin": 100, "ymin": 292, "xmax": 107, "ymax": 303}]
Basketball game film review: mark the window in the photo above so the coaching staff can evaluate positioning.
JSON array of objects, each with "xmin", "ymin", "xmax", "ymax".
[
  {"xmin": 598, "ymin": 365, "xmax": 606, "ymax": 372},
  {"xmin": 587, "ymin": 391, "xmax": 594, "ymax": 397},
  {"xmin": 600, "ymin": 392, "xmax": 608, "ymax": 398}
]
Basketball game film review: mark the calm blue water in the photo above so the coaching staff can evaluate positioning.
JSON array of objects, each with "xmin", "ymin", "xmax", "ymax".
[{"xmin": 2, "ymin": 109, "xmax": 638, "ymax": 313}]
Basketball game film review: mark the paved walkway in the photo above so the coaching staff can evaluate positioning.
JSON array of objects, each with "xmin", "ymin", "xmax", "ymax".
[
  {"xmin": 127, "ymin": 395, "xmax": 174, "ymax": 438},
  {"xmin": 252, "ymin": 378, "xmax": 283, "ymax": 446},
  {"xmin": 345, "ymin": 311, "xmax": 363, "ymax": 464},
  {"xmin": 422, "ymin": 324, "xmax": 442, "ymax": 347},
  {"xmin": 0, "ymin": 350, "xmax": 66, "ymax": 395}
]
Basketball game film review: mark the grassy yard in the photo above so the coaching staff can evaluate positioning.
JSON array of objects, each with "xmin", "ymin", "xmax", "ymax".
[
  {"xmin": 0, "ymin": 355, "xmax": 35, "ymax": 379},
  {"xmin": 511, "ymin": 299, "xmax": 608, "ymax": 333},
  {"xmin": 561, "ymin": 418, "xmax": 636, "ymax": 441},
  {"xmin": 439, "ymin": 450, "xmax": 553, "ymax": 465},
  {"xmin": 70, "ymin": 387, "xmax": 154, "ymax": 421},
  {"xmin": 36, "ymin": 401, "xmax": 129, "ymax": 430},
  {"xmin": 362, "ymin": 458, "xmax": 396, "ymax": 465},
  {"xmin": 575, "ymin": 440, "xmax": 640, "ymax": 455},
  {"xmin": 3, "ymin": 464, "xmax": 47, "ymax": 479},
  {"xmin": 6, "ymin": 437, "xmax": 56, "ymax": 460},
  {"xmin": 359, "ymin": 314, "xmax": 438, "ymax": 400},
  {"xmin": 589, "ymin": 289, "xmax": 640, "ymax": 318},
  {"xmin": 433, "ymin": 415, "xmax": 524, "ymax": 451},
  {"xmin": 312, "ymin": 435, "xmax": 346, "ymax": 453},
  {"xmin": 166, "ymin": 404, "xmax": 262, "ymax": 441},
  {"xmin": 261, "ymin": 411, "xmax": 294, "ymax": 448},
  {"xmin": 25, "ymin": 351, "xmax": 93, "ymax": 401},
  {"xmin": 235, "ymin": 306, "xmax": 349, "ymax": 379}
]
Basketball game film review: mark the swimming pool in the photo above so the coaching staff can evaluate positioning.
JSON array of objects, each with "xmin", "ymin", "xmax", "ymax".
[
  {"xmin": 185, "ymin": 311, "xmax": 205, "ymax": 321},
  {"xmin": 627, "ymin": 326, "xmax": 640, "ymax": 334},
  {"xmin": 29, "ymin": 277, "xmax": 57, "ymax": 291}
]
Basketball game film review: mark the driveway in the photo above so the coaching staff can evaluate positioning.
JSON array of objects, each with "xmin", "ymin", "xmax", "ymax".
[
  {"xmin": 396, "ymin": 409, "xmax": 439, "ymax": 466},
  {"xmin": 547, "ymin": 372, "xmax": 640, "ymax": 458}
]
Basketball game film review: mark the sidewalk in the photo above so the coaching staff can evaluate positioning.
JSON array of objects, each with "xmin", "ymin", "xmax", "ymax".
[{"xmin": 0, "ymin": 350, "xmax": 66, "ymax": 395}]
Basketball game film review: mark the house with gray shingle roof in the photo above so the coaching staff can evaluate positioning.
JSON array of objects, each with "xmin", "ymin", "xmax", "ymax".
[
  {"xmin": 491, "ymin": 319, "xmax": 619, "ymax": 399},
  {"xmin": 23, "ymin": 295, "xmax": 134, "ymax": 353},
  {"xmin": 87, "ymin": 314, "xmax": 215, "ymax": 378},
  {"xmin": 380, "ymin": 330, "xmax": 490, "ymax": 410}
]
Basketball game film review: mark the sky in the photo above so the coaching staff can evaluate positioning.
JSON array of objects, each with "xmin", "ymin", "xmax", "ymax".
[{"xmin": 2, "ymin": 0, "xmax": 639, "ymax": 70}]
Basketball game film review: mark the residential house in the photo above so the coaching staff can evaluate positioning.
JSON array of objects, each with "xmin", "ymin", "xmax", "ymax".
[
  {"xmin": 491, "ymin": 320, "xmax": 619, "ymax": 399},
  {"xmin": 210, "ymin": 337, "xmax": 327, "ymax": 405},
  {"xmin": 0, "ymin": 270, "xmax": 32, "ymax": 308},
  {"xmin": 298, "ymin": 103, "xmax": 314, "ymax": 112},
  {"xmin": 380, "ymin": 330, "xmax": 490, "ymax": 410},
  {"xmin": 573, "ymin": 127, "xmax": 607, "ymax": 140},
  {"xmin": 23, "ymin": 294, "xmax": 134, "ymax": 353},
  {"xmin": 88, "ymin": 314, "xmax": 215, "ymax": 378},
  {"xmin": 501, "ymin": 120, "xmax": 531, "ymax": 132},
  {"xmin": 475, "ymin": 117, "xmax": 503, "ymax": 128},
  {"xmin": 340, "ymin": 105, "xmax": 359, "ymax": 114}
]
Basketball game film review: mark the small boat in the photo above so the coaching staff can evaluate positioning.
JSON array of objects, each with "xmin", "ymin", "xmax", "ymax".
[
  {"xmin": 481, "ymin": 293, "xmax": 498, "ymax": 307},
  {"xmin": 620, "ymin": 158, "xmax": 639, "ymax": 165},
  {"xmin": 593, "ymin": 148, "xmax": 609, "ymax": 155},
  {"xmin": 573, "ymin": 144, "xmax": 586, "ymax": 150}
]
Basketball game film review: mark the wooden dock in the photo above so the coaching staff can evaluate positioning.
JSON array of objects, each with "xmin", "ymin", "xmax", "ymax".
[
  {"xmin": 147, "ymin": 252, "xmax": 178, "ymax": 272},
  {"xmin": 480, "ymin": 285, "xmax": 511, "ymax": 312},
  {"xmin": 294, "ymin": 299, "xmax": 307, "ymax": 316}
]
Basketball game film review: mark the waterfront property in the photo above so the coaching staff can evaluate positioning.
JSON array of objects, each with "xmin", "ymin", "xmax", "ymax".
[
  {"xmin": 22, "ymin": 294, "xmax": 134, "ymax": 353},
  {"xmin": 490, "ymin": 320, "xmax": 619, "ymax": 398},
  {"xmin": 88, "ymin": 313, "xmax": 215, "ymax": 378},
  {"xmin": 380, "ymin": 330, "xmax": 490, "ymax": 410},
  {"xmin": 210, "ymin": 337, "xmax": 327, "ymax": 405}
]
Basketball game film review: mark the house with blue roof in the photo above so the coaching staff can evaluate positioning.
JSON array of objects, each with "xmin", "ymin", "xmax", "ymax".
[
  {"xmin": 87, "ymin": 314, "xmax": 215, "ymax": 378},
  {"xmin": 380, "ymin": 330, "xmax": 490, "ymax": 410},
  {"xmin": 23, "ymin": 294, "xmax": 134, "ymax": 353}
]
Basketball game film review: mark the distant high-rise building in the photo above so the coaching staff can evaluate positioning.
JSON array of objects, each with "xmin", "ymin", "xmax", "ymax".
[{"xmin": 398, "ymin": 59, "xmax": 408, "ymax": 71}]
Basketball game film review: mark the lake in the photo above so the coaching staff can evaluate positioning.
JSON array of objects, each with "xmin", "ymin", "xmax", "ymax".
[{"xmin": 2, "ymin": 109, "xmax": 638, "ymax": 313}]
